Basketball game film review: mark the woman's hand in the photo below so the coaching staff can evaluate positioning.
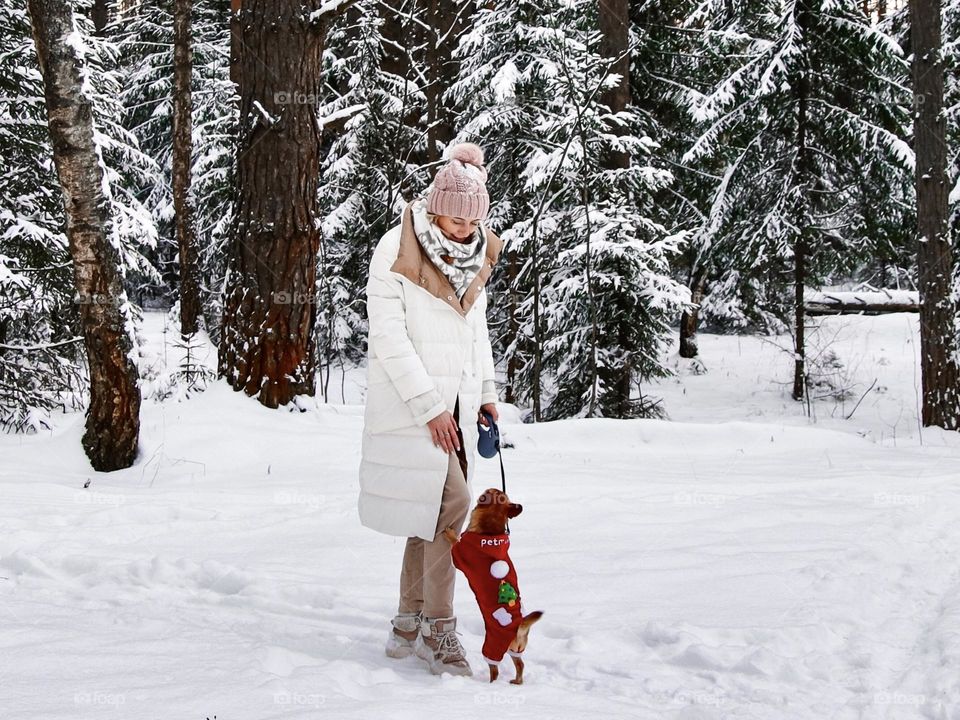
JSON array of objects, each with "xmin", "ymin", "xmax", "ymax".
[
  {"xmin": 478, "ymin": 403, "xmax": 498, "ymax": 427},
  {"xmin": 427, "ymin": 411, "xmax": 460, "ymax": 453}
]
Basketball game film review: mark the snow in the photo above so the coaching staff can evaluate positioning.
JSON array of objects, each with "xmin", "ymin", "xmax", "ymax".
[
  {"xmin": 316, "ymin": 103, "xmax": 365, "ymax": 130},
  {"xmin": 252, "ymin": 100, "xmax": 278, "ymax": 127},
  {"xmin": 654, "ymin": 314, "xmax": 946, "ymax": 447},
  {"xmin": 307, "ymin": 0, "xmax": 354, "ymax": 23},
  {"xmin": 490, "ymin": 60, "xmax": 519, "ymax": 104},
  {"xmin": 2, "ymin": 311, "xmax": 960, "ymax": 718}
]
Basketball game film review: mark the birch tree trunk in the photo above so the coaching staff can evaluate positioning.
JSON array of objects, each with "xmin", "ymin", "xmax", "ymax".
[
  {"xmin": 173, "ymin": 0, "xmax": 200, "ymax": 336},
  {"xmin": 219, "ymin": 0, "xmax": 351, "ymax": 408},
  {"xmin": 28, "ymin": 0, "xmax": 140, "ymax": 470},
  {"xmin": 911, "ymin": 0, "xmax": 960, "ymax": 429}
]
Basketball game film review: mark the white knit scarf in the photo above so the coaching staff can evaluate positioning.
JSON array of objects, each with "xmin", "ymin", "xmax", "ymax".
[{"xmin": 411, "ymin": 198, "xmax": 487, "ymax": 300}]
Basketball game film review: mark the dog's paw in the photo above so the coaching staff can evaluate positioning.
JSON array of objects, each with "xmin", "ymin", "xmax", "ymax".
[{"xmin": 442, "ymin": 527, "xmax": 460, "ymax": 544}]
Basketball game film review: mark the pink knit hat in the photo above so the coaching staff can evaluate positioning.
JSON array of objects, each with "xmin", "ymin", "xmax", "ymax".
[{"xmin": 426, "ymin": 142, "xmax": 490, "ymax": 221}]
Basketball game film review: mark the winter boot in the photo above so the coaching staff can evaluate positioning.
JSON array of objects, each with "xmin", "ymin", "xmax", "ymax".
[
  {"xmin": 385, "ymin": 611, "xmax": 422, "ymax": 658},
  {"xmin": 416, "ymin": 616, "xmax": 472, "ymax": 676}
]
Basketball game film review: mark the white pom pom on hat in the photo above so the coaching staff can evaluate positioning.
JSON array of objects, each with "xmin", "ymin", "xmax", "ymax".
[{"xmin": 444, "ymin": 142, "xmax": 485, "ymax": 167}]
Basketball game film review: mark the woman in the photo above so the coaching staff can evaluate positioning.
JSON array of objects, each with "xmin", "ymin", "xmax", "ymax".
[{"xmin": 358, "ymin": 143, "xmax": 501, "ymax": 676}]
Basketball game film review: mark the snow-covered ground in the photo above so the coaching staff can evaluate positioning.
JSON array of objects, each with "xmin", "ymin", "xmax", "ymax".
[
  {"xmin": 656, "ymin": 313, "xmax": 946, "ymax": 448},
  {"xmin": 2, "ymin": 311, "xmax": 959, "ymax": 719}
]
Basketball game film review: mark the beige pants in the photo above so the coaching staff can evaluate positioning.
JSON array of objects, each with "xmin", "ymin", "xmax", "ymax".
[{"xmin": 398, "ymin": 443, "xmax": 471, "ymax": 619}]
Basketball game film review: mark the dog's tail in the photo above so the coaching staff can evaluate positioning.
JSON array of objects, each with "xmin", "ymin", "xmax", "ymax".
[
  {"xmin": 511, "ymin": 611, "xmax": 543, "ymax": 654},
  {"xmin": 522, "ymin": 610, "xmax": 544, "ymax": 626}
]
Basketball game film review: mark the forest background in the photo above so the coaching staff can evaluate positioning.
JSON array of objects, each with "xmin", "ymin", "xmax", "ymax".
[{"xmin": 4, "ymin": 0, "xmax": 960, "ymax": 469}]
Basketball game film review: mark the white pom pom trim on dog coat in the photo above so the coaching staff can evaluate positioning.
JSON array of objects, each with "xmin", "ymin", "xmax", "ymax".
[{"xmin": 490, "ymin": 560, "xmax": 509, "ymax": 579}]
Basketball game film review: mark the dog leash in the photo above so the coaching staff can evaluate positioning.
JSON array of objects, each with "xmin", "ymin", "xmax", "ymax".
[
  {"xmin": 479, "ymin": 409, "xmax": 508, "ymax": 534},
  {"xmin": 498, "ymin": 445, "xmax": 509, "ymax": 535}
]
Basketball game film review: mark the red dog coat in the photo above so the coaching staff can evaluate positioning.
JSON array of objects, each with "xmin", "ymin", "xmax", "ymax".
[{"xmin": 451, "ymin": 531, "xmax": 523, "ymax": 664}]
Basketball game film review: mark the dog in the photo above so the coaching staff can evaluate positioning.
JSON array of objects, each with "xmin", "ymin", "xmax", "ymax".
[{"xmin": 444, "ymin": 488, "xmax": 543, "ymax": 684}]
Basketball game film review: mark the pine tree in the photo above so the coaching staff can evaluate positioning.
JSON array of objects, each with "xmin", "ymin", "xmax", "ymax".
[
  {"xmin": 115, "ymin": 1, "xmax": 174, "ymax": 296},
  {"xmin": 82, "ymin": 7, "xmax": 161, "ymax": 294},
  {"xmin": 942, "ymin": 0, "xmax": 960, "ymax": 232},
  {"xmin": 627, "ymin": 0, "xmax": 733, "ymax": 356},
  {"xmin": 444, "ymin": 0, "xmax": 556, "ymax": 407},
  {"xmin": 536, "ymin": 1, "xmax": 687, "ymax": 419},
  {"xmin": 190, "ymin": 0, "xmax": 236, "ymax": 338},
  {"xmin": 683, "ymin": 0, "xmax": 910, "ymax": 399},
  {"xmin": 315, "ymin": 0, "xmax": 432, "ymax": 399},
  {"xmin": 115, "ymin": 0, "xmax": 236, "ymax": 334},
  {"xmin": 941, "ymin": 0, "xmax": 960, "ymax": 359},
  {"xmin": 449, "ymin": 0, "xmax": 687, "ymax": 419}
]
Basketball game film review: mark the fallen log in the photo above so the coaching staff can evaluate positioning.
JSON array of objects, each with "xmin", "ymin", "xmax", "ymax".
[{"xmin": 804, "ymin": 290, "xmax": 919, "ymax": 315}]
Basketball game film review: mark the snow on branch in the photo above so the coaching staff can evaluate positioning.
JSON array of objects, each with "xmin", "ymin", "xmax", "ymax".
[
  {"xmin": 0, "ymin": 336, "xmax": 84, "ymax": 352},
  {"xmin": 317, "ymin": 103, "xmax": 365, "ymax": 133},
  {"xmin": 251, "ymin": 100, "xmax": 278, "ymax": 127},
  {"xmin": 306, "ymin": 0, "xmax": 360, "ymax": 29}
]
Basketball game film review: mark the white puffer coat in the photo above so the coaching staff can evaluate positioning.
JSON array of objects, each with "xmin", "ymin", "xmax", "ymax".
[{"xmin": 358, "ymin": 204, "xmax": 502, "ymax": 541}]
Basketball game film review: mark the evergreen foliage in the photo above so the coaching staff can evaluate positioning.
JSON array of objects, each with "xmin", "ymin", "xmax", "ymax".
[
  {"xmin": 0, "ymin": 3, "xmax": 82, "ymax": 431},
  {"xmin": 444, "ymin": 0, "xmax": 559, "ymax": 406},
  {"xmin": 4, "ymin": 0, "xmax": 953, "ymax": 424},
  {"xmin": 115, "ymin": 0, "xmax": 235, "ymax": 334},
  {"xmin": 316, "ymin": 0, "xmax": 433, "ymax": 398},
  {"xmin": 681, "ymin": 0, "xmax": 912, "ymax": 329},
  {"xmin": 448, "ymin": 0, "xmax": 688, "ymax": 419}
]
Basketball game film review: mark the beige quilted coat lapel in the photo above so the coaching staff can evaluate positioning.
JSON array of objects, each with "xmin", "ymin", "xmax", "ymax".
[{"xmin": 390, "ymin": 203, "xmax": 502, "ymax": 316}]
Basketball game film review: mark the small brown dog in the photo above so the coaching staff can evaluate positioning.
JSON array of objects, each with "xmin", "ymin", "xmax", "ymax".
[{"xmin": 444, "ymin": 488, "xmax": 543, "ymax": 684}]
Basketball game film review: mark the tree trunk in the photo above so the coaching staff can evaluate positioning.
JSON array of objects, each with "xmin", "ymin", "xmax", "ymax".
[
  {"xmin": 92, "ymin": 0, "xmax": 110, "ymax": 34},
  {"xmin": 911, "ymin": 0, "xmax": 960, "ymax": 429},
  {"xmin": 599, "ymin": 0, "xmax": 630, "ymax": 169},
  {"xmin": 679, "ymin": 269, "xmax": 705, "ymax": 358},
  {"xmin": 219, "ymin": 0, "xmax": 349, "ymax": 408},
  {"xmin": 791, "ymin": 0, "xmax": 812, "ymax": 402},
  {"xmin": 422, "ymin": 0, "xmax": 467, "ymax": 162},
  {"xmin": 505, "ymin": 247, "xmax": 519, "ymax": 405},
  {"xmin": 27, "ymin": 0, "xmax": 140, "ymax": 470},
  {"xmin": 173, "ymin": 0, "xmax": 201, "ymax": 337},
  {"xmin": 230, "ymin": 0, "xmax": 242, "ymax": 87},
  {"xmin": 599, "ymin": 0, "xmax": 632, "ymax": 411},
  {"xmin": 793, "ymin": 237, "xmax": 807, "ymax": 401}
]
